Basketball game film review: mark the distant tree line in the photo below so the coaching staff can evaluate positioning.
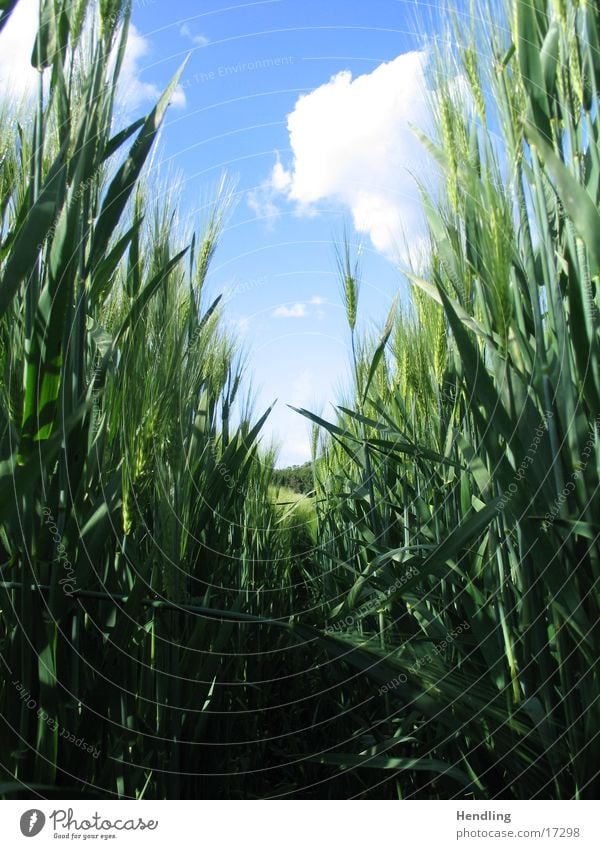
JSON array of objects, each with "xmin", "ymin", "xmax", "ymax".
[{"xmin": 273, "ymin": 462, "xmax": 314, "ymax": 494}]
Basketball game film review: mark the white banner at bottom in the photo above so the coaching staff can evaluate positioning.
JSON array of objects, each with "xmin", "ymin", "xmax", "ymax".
[{"xmin": 0, "ymin": 800, "xmax": 597, "ymax": 848}]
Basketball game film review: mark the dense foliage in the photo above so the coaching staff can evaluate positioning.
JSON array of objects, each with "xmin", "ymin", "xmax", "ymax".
[
  {"xmin": 297, "ymin": 0, "xmax": 600, "ymax": 798},
  {"xmin": 272, "ymin": 462, "xmax": 314, "ymax": 494}
]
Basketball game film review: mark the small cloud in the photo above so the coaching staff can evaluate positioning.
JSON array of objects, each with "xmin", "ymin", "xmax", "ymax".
[
  {"xmin": 168, "ymin": 85, "xmax": 187, "ymax": 109},
  {"xmin": 231, "ymin": 315, "xmax": 250, "ymax": 333},
  {"xmin": 271, "ymin": 159, "xmax": 292, "ymax": 192},
  {"xmin": 118, "ymin": 24, "xmax": 187, "ymax": 112},
  {"xmin": 180, "ymin": 23, "xmax": 210, "ymax": 47},
  {"xmin": 273, "ymin": 303, "xmax": 308, "ymax": 319},
  {"xmin": 247, "ymin": 180, "xmax": 281, "ymax": 226},
  {"xmin": 272, "ymin": 297, "xmax": 326, "ymax": 319},
  {"xmin": 309, "ymin": 295, "xmax": 326, "ymax": 318},
  {"xmin": 247, "ymin": 154, "xmax": 290, "ymax": 225}
]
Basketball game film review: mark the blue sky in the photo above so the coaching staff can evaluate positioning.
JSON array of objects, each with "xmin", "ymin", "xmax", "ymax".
[{"xmin": 1, "ymin": 0, "xmax": 450, "ymax": 465}]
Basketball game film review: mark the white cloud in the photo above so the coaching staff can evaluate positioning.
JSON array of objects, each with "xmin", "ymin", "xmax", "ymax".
[
  {"xmin": 247, "ymin": 184, "xmax": 280, "ymax": 223},
  {"xmin": 118, "ymin": 24, "xmax": 186, "ymax": 112},
  {"xmin": 272, "ymin": 303, "xmax": 308, "ymax": 319},
  {"xmin": 0, "ymin": 3, "xmax": 186, "ymax": 112},
  {"xmin": 268, "ymin": 51, "xmax": 434, "ymax": 259},
  {"xmin": 271, "ymin": 160, "xmax": 292, "ymax": 192},
  {"xmin": 272, "ymin": 296, "xmax": 327, "ymax": 320},
  {"xmin": 0, "ymin": 0, "xmax": 40, "ymax": 102},
  {"xmin": 180, "ymin": 23, "xmax": 209, "ymax": 47},
  {"xmin": 246, "ymin": 154, "xmax": 291, "ymax": 222},
  {"xmin": 231, "ymin": 315, "xmax": 250, "ymax": 334}
]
